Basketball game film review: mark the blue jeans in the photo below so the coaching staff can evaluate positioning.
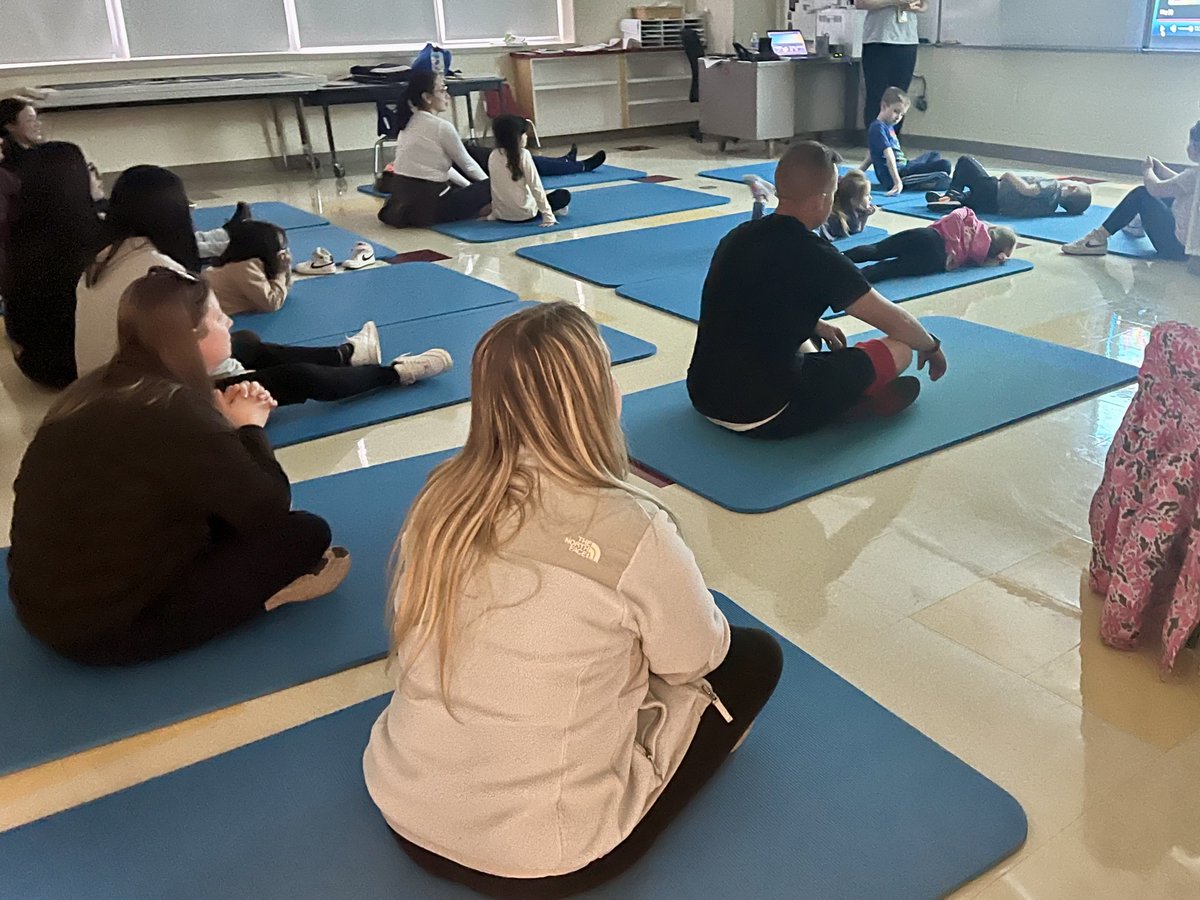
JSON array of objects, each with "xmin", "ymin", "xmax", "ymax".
[{"xmin": 880, "ymin": 151, "xmax": 952, "ymax": 192}]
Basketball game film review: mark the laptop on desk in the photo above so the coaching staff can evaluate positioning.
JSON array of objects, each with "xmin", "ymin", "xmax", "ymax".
[{"xmin": 767, "ymin": 30, "xmax": 810, "ymax": 59}]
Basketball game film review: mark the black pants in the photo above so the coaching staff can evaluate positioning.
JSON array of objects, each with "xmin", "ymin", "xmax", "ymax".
[
  {"xmin": 845, "ymin": 228, "xmax": 947, "ymax": 283},
  {"xmin": 62, "ymin": 511, "xmax": 331, "ymax": 665},
  {"xmin": 1102, "ymin": 187, "xmax": 1185, "ymax": 260},
  {"xmin": 949, "ymin": 156, "xmax": 1000, "ymax": 214},
  {"xmin": 861, "ymin": 42, "xmax": 919, "ymax": 132},
  {"xmin": 217, "ymin": 331, "xmax": 399, "ymax": 407},
  {"xmin": 395, "ymin": 626, "xmax": 784, "ymax": 899}
]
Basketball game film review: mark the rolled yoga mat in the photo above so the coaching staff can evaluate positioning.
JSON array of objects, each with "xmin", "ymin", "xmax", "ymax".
[
  {"xmin": 192, "ymin": 201, "xmax": 329, "ymax": 233},
  {"xmin": 230, "ymin": 262, "xmax": 517, "ymax": 346},
  {"xmin": 0, "ymin": 591, "xmax": 1028, "ymax": 899},
  {"xmin": 616, "ymin": 258, "xmax": 1036, "ymax": 323},
  {"xmin": 622, "ymin": 317, "xmax": 1138, "ymax": 513},
  {"xmin": 881, "ymin": 197, "xmax": 1159, "ymax": 259},
  {"xmin": 429, "ymin": 182, "xmax": 730, "ymax": 243},
  {"xmin": 356, "ymin": 163, "xmax": 650, "ymax": 199},
  {"xmin": 0, "ymin": 449, "xmax": 452, "ymax": 777},
  {"xmin": 516, "ymin": 213, "xmax": 887, "ymax": 288},
  {"xmin": 263, "ymin": 301, "xmax": 656, "ymax": 448}
]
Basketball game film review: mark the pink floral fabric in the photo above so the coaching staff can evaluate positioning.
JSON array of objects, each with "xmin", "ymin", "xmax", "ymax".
[{"xmin": 1089, "ymin": 322, "xmax": 1200, "ymax": 672}]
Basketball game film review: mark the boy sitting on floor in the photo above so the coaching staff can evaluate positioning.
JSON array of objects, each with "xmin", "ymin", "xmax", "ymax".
[
  {"xmin": 926, "ymin": 156, "xmax": 1093, "ymax": 217},
  {"xmin": 687, "ymin": 141, "xmax": 949, "ymax": 440},
  {"xmin": 867, "ymin": 87, "xmax": 951, "ymax": 197}
]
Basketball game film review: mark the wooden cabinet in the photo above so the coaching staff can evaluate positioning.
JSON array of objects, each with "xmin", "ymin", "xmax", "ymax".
[{"xmin": 510, "ymin": 48, "xmax": 698, "ymax": 137}]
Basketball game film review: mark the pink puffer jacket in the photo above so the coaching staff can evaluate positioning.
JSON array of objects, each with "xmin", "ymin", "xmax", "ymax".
[{"xmin": 1088, "ymin": 321, "xmax": 1200, "ymax": 672}]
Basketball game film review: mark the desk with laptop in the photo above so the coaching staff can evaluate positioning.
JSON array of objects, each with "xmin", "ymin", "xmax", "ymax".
[{"xmin": 699, "ymin": 28, "xmax": 860, "ymax": 153}]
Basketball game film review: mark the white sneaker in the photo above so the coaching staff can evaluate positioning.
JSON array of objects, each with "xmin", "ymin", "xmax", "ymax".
[
  {"xmin": 1062, "ymin": 228, "xmax": 1109, "ymax": 256},
  {"xmin": 341, "ymin": 241, "xmax": 376, "ymax": 270},
  {"xmin": 294, "ymin": 247, "xmax": 338, "ymax": 275},
  {"xmin": 742, "ymin": 174, "xmax": 776, "ymax": 204},
  {"xmin": 1123, "ymin": 215, "xmax": 1146, "ymax": 239},
  {"xmin": 346, "ymin": 321, "xmax": 381, "ymax": 366},
  {"xmin": 393, "ymin": 348, "xmax": 453, "ymax": 385}
]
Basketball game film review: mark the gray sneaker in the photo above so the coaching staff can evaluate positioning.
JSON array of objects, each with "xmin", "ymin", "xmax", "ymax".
[
  {"xmin": 393, "ymin": 348, "xmax": 453, "ymax": 385},
  {"xmin": 1062, "ymin": 228, "xmax": 1109, "ymax": 256}
]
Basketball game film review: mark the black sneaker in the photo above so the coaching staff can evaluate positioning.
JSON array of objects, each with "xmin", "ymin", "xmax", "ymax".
[
  {"xmin": 581, "ymin": 150, "xmax": 606, "ymax": 172},
  {"xmin": 925, "ymin": 190, "xmax": 944, "ymax": 203},
  {"xmin": 222, "ymin": 201, "xmax": 253, "ymax": 229}
]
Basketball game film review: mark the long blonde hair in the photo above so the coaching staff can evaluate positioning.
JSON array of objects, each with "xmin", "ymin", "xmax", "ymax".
[
  {"xmin": 389, "ymin": 302, "xmax": 651, "ymax": 695},
  {"xmin": 831, "ymin": 169, "xmax": 871, "ymax": 235}
]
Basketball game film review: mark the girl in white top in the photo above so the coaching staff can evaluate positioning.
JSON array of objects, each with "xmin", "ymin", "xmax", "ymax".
[
  {"xmin": 486, "ymin": 114, "xmax": 571, "ymax": 227},
  {"xmin": 363, "ymin": 301, "xmax": 783, "ymax": 895}
]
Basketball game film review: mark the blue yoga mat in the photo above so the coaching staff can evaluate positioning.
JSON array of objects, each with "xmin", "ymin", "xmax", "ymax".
[
  {"xmin": 698, "ymin": 161, "xmax": 915, "ymax": 208},
  {"xmin": 283, "ymin": 224, "xmax": 396, "ymax": 266},
  {"xmin": 230, "ymin": 263, "xmax": 516, "ymax": 346},
  {"xmin": 883, "ymin": 198, "xmax": 1159, "ymax": 258},
  {"xmin": 0, "ymin": 591, "xmax": 1027, "ymax": 898},
  {"xmin": 517, "ymin": 213, "xmax": 887, "ymax": 288},
  {"xmin": 0, "ymin": 450, "xmax": 453, "ymax": 777},
  {"xmin": 430, "ymin": 182, "xmax": 730, "ymax": 243},
  {"xmin": 192, "ymin": 201, "xmax": 329, "ymax": 233},
  {"xmin": 624, "ymin": 317, "xmax": 1137, "ymax": 513},
  {"xmin": 617, "ymin": 258, "xmax": 1036, "ymax": 323},
  {"xmin": 356, "ymin": 164, "xmax": 650, "ymax": 199},
  {"xmin": 265, "ymin": 302, "xmax": 656, "ymax": 447}
]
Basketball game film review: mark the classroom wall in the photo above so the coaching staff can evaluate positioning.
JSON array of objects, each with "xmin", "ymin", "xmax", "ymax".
[
  {"xmin": 903, "ymin": 46, "xmax": 1200, "ymax": 165},
  {"xmin": 0, "ymin": 0, "xmax": 638, "ymax": 173}
]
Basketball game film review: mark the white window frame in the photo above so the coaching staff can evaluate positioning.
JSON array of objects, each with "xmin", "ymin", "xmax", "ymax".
[{"xmin": 0, "ymin": 0, "xmax": 574, "ymax": 69}]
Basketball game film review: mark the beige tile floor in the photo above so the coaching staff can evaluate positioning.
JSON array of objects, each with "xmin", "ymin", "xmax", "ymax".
[{"xmin": 2, "ymin": 135, "xmax": 1199, "ymax": 897}]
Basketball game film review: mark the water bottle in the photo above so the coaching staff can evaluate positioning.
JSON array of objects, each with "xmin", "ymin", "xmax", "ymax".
[{"xmin": 751, "ymin": 32, "xmax": 759, "ymax": 52}]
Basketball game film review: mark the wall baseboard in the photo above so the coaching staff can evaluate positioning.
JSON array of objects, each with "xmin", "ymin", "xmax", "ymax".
[{"xmin": 899, "ymin": 134, "xmax": 1188, "ymax": 178}]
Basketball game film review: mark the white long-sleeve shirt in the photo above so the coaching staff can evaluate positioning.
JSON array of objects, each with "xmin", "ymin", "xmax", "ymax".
[
  {"xmin": 391, "ymin": 110, "xmax": 486, "ymax": 188},
  {"xmin": 364, "ymin": 475, "xmax": 730, "ymax": 878},
  {"xmin": 486, "ymin": 147, "xmax": 553, "ymax": 222}
]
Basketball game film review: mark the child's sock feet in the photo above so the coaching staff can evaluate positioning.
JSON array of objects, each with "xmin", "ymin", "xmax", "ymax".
[
  {"xmin": 393, "ymin": 348, "xmax": 453, "ymax": 385},
  {"xmin": 567, "ymin": 143, "xmax": 578, "ymax": 161},
  {"xmin": 581, "ymin": 150, "xmax": 606, "ymax": 171},
  {"xmin": 346, "ymin": 321, "xmax": 381, "ymax": 366},
  {"xmin": 264, "ymin": 547, "xmax": 351, "ymax": 611},
  {"xmin": 1062, "ymin": 228, "xmax": 1109, "ymax": 256},
  {"xmin": 742, "ymin": 174, "xmax": 776, "ymax": 204}
]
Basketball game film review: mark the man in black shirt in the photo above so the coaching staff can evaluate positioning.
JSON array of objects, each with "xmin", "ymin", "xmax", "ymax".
[{"xmin": 687, "ymin": 141, "xmax": 948, "ymax": 438}]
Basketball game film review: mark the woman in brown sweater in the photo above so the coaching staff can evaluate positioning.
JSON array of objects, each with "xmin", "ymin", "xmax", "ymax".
[{"xmin": 8, "ymin": 268, "xmax": 350, "ymax": 665}]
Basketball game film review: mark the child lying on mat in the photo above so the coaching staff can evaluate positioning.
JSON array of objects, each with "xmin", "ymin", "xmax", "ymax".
[
  {"xmin": 689, "ymin": 141, "xmax": 948, "ymax": 439},
  {"xmin": 926, "ymin": 156, "xmax": 1093, "ymax": 217},
  {"xmin": 744, "ymin": 168, "xmax": 876, "ymax": 239},
  {"xmin": 866, "ymin": 87, "xmax": 951, "ymax": 196},
  {"xmin": 486, "ymin": 114, "xmax": 571, "ymax": 227},
  {"xmin": 844, "ymin": 207, "xmax": 1018, "ymax": 284}
]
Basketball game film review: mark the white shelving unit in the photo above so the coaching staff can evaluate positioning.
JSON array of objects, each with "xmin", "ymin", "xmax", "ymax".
[{"xmin": 511, "ymin": 47, "xmax": 698, "ymax": 137}]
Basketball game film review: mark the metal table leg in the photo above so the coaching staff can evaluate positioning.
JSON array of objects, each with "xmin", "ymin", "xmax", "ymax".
[
  {"xmin": 321, "ymin": 102, "xmax": 345, "ymax": 178},
  {"xmin": 270, "ymin": 100, "xmax": 291, "ymax": 168},
  {"xmin": 293, "ymin": 97, "xmax": 319, "ymax": 175},
  {"xmin": 464, "ymin": 91, "xmax": 478, "ymax": 140}
]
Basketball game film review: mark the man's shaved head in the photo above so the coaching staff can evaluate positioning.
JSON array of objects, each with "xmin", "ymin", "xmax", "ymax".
[{"xmin": 774, "ymin": 141, "xmax": 839, "ymax": 202}]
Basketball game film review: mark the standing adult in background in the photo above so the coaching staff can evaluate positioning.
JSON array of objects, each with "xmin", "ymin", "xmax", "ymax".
[
  {"xmin": 855, "ymin": 1, "xmax": 927, "ymax": 134},
  {"xmin": 0, "ymin": 97, "xmax": 45, "ymax": 169}
]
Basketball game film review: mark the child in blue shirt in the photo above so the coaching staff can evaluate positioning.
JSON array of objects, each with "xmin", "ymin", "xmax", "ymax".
[{"xmin": 867, "ymin": 87, "xmax": 951, "ymax": 196}]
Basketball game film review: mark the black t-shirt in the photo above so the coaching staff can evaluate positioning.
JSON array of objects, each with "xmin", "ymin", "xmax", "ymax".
[{"xmin": 687, "ymin": 214, "xmax": 872, "ymax": 424}]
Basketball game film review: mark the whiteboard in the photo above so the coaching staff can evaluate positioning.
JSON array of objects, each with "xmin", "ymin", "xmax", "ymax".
[
  {"xmin": 937, "ymin": 0, "xmax": 1147, "ymax": 50},
  {"xmin": 0, "ymin": 0, "xmax": 115, "ymax": 65}
]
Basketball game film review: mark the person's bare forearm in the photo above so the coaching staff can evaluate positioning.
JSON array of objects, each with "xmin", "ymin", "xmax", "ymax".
[
  {"xmin": 846, "ymin": 290, "xmax": 938, "ymax": 350},
  {"xmin": 1000, "ymin": 171, "xmax": 1039, "ymax": 197}
]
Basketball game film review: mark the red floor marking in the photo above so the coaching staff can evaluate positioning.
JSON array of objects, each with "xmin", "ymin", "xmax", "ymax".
[
  {"xmin": 637, "ymin": 175, "xmax": 680, "ymax": 183},
  {"xmin": 617, "ymin": 145, "xmax": 658, "ymax": 151},
  {"xmin": 1057, "ymin": 175, "xmax": 1107, "ymax": 184},
  {"xmin": 631, "ymin": 460, "xmax": 675, "ymax": 488},
  {"xmin": 388, "ymin": 249, "xmax": 451, "ymax": 264}
]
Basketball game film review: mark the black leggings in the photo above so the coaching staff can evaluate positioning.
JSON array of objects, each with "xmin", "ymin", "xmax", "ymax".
[
  {"xmin": 845, "ymin": 228, "xmax": 947, "ymax": 283},
  {"xmin": 395, "ymin": 625, "xmax": 784, "ymax": 899},
  {"xmin": 61, "ymin": 511, "xmax": 331, "ymax": 665},
  {"xmin": 218, "ymin": 331, "xmax": 399, "ymax": 407},
  {"xmin": 1102, "ymin": 187, "xmax": 1185, "ymax": 260},
  {"xmin": 862, "ymin": 42, "xmax": 919, "ymax": 132},
  {"xmin": 949, "ymin": 156, "xmax": 1000, "ymax": 214}
]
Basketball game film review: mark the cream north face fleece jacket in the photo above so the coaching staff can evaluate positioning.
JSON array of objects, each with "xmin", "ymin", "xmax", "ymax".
[{"xmin": 363, "ymin": 477, "xmax": 731, "ymax": 879}]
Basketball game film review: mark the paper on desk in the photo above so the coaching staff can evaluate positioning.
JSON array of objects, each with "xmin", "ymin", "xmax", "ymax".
[{"xmin": 702, "ymin": 58, "xmax": 725, "ymax": 68}]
